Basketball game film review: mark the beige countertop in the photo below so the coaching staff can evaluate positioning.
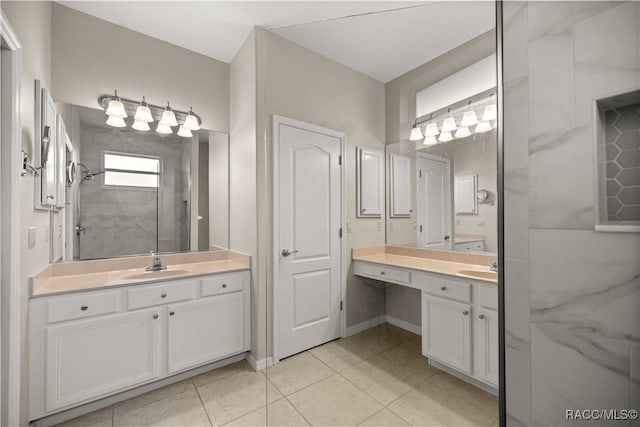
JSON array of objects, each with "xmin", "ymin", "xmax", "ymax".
[
  {"xmin": 31, "ymin": 252, "xmax": 250, "ymax": 297},
  {"xmin": 352, "ymin": 246, "xmax": 497, "ymax": 284}
]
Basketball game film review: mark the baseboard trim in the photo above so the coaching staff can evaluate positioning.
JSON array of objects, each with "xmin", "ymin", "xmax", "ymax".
[
  {"xmin": 385, "ymin": 315, "xmax": 421, "ymax": 336},
  {"xmin": 345, "ymin": 315, "xmax": 386, "ymax": 336},
  {"xmin": 245, "ymin": 353, "xmax": 274, "ymax": 370},
  {"xmin": 430, "ymin": 359, "xmax": 498, "ymax": 396}
]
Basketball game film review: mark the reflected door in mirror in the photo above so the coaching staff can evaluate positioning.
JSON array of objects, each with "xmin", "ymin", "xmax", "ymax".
[{"xmin": 417, "ymin": 154, "xmax": 451, "ymax": 249}]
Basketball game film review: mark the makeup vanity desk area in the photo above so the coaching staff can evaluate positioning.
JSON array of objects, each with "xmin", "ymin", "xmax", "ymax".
[{"xmin": 352, "ymin": 245, "xmax": 498, "ymax": 393}]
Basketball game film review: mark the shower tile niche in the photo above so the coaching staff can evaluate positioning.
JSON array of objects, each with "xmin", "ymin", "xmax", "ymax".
[{"xmin": 595, "ymin": 90, "xmax": 640, "ymax": 231}]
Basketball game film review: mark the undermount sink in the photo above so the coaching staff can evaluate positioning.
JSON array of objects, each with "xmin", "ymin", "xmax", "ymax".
[
  {"xmin": 124, "ymin": 269, "xmax": 192, "ymax": 280},
  {"xmin": 458, "ymin": 269, "xmax": 498, "ymax": 280}
]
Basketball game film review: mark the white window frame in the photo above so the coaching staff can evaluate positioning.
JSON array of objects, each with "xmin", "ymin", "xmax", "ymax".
[{"xmin": 102, "ymin": 151, "xmax": 161, "ymax": 191}]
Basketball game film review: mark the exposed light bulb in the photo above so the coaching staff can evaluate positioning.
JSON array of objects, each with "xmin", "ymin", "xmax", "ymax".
[
  {"xmin": 134, "ymin": 97, "xmax": 153, "ymax": 123},
  {"xmin": 441, "ymin": 116, "xmax": 457, "ymax": 132},
  {"xmin": 132, "ymin": 120, "xmax": 150, "ymax": 131},
  {"xmin": 156, "ymin": 123, "xmax": 173, "ymax": 134},
  {"xmin": 106, "ymin": 115, "xmax": 126, "ymax": 128},
  {"xmin": 159, "ymin": 103, "xmax": 178, "ymax": 127},
  {"xmin": 460, "ymin": 110, "xmax": 478, "ymax": 127},
  {"xmin": 423, "ymin": 135, "xmax": 438, "ymax": 146},
  {"xmin": 438, "ymin": 131, "xmax": 453, "ymax": 142},
  {"xmin": 424, "ymin": 122, "xmax": 440, "ymax": 137},
  {"xmin": 455, "ymin": 127, "xmax": 471, "ymax": 138},
  {"xmin": 177, "ymin": 125, "xmax": 193, "ymax": 138},
  {"xmin": 475, "ymin": 121, "xmax": 492, "ymax": 133},
  {"xmin": 183, "ymin": 107, "xmax": 200, "ymax": 131},
  {"xmin": 409, "ymin": 123, "xmax": 424, "ymax": 141}
]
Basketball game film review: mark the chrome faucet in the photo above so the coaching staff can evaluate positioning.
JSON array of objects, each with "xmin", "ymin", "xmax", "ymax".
[
  {"xmin": 146, "ymin": 252, "xmax": 167, "ymax": 272},
  {"xmin": 490, "ymin": 258, "xmax": 498, "ymax": 272}
]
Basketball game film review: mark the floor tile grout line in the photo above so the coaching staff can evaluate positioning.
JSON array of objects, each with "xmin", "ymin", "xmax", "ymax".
[
  {"xmin": 193, "ymin": 380, "xmax": 216, "ymax": 427},
  {"xmin": 282, "ymin": 393, "xmax": 314, "ymax": 426}
]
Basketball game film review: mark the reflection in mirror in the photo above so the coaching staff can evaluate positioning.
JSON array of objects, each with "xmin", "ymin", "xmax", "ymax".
[
  {"xmin": 386, "ymin": 127, "xmax": 497, "ymax": 253},
  {"xmin": 58, "ymin": 103, "xmax": 229, "ymax": 260}
]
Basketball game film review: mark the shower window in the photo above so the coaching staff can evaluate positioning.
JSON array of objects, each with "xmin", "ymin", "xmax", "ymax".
[{"xmin": 103, "ymin": 152, "xmax": 160, "ymax": 189}]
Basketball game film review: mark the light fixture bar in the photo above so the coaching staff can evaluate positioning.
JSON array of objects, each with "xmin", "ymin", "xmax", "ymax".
[
  {"xmin": 98, "ymin": 94, "xmax": 202, "ymax": 128},
  {"xmin": 414, "ymin": 87, "xmax": 496, "ymax": 128}
]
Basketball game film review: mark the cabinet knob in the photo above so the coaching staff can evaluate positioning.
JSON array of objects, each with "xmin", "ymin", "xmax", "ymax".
[
  {"xmin": 380, "ymin": 271, "xmax": 386, "ymax": 275},
  {"xmin": 462, "ymin": 310, "xmax": 469, "ymax": 316},
  {"xmin": 161, "ymin": 293, "xmax": 167, "ymax": 298},
  {"xmin": 440, "ymin": 286, "xmax": 447, "ymax": 291},
  {"xmin": 80, "ymin": 305, "xmax": 88, "ymax": 311},
  {"xmin": 153, "ymin": 314, "xmax": 159, "ymax": 319},
  {"xmin": 222, "ymin": 283, "xmax": 227, "ymax": 288},
  {"xmin": 169, "ymin": 311, "xmax": 175, "ymax": 316},
  {"xmin": 478, "ymin": 314, "xmax": 485, "ymax": 319}
]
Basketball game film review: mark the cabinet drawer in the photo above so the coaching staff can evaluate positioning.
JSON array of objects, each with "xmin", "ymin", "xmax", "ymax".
[
  {"xmin": 359, "ymin": 262, "xmax": 411, "ymax": 284},
  {"xmin": 47, "ymin": 291, "xmax": 119, "ymax": 324},
  {"xmin": 201, "ymin": 272, "xmax": 244, "ymax": 297},
  {"xmin": 127, "ymin": 280, "xmax": 196, "ymax": 310},
  {"xmin": 477, "ymin": 284, "xmax": 498, "ymax": 310},
  {"xmin": 455, "ymin": 243, "xmax": 472, "ymax": 252},
  {"xmin": 472, "ymin": 241, "xmax": 484, "ymax": 251},
  {"xmin": 423, "ymin": 276, "xmax": 471, "ymax": 303}
]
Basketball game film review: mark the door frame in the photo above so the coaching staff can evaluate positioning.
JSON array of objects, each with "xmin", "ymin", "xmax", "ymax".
[
  {"xmin": 0, "ymin": 11, "xmax": 22, "ymax": 427},
  {"xmin": 272, "ymin": 115, "xmax": 346, "ymax": 363},
  {"xmin": 415, "ymin": 152, "xmax": 452, "ymax": 249}
]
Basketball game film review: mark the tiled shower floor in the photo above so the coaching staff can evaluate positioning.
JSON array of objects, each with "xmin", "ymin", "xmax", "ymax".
[{"xmin": 55, "ymin": 324, "xmax": 498, "ymax": 427}]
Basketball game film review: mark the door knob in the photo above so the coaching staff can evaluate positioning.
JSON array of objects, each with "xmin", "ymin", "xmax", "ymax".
[
  {"xmin": 462, "ymin": 310, "xmax": 469, "ymax": 316},
  {"xmin": 444, "ymin": 235, "xmax": 450, "ymax": 241},
  {"xmin": 281, "ymin": 249, "xmax": 299, "ymax": 257},
  {"xmin": 478, "ymin": 314, "xmax": 485, "ymax": 319}
]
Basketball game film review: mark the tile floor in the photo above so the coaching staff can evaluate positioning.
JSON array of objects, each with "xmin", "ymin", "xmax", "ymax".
[{"xmin": 55, "ymin": 324, "xmax": 498, "ymax": 427}]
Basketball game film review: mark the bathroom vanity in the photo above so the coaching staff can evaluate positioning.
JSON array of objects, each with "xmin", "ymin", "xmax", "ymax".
[
  {"xmin": 352, "ymin": 246, "xmax": 498, "ymax": 392},
  {"xmin": 28, "ymin": 251, "xmax": 250, "ymax": 421}
]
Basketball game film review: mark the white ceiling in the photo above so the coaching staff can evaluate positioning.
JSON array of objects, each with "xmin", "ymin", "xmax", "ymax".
[{"xmin": 57, "ymin": 1, "xmax": 495, "ymax": 83}]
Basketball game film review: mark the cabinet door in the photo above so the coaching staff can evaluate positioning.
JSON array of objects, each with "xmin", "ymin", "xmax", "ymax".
[
  {"xmin": 167, "ymin": 292, "xmax": 244, "ymax": 374},
  {"xmin": 41, "ymin": 88, "xmax": 58, "ymax": 206},
  {"xmin": 45, "ymin": 309, "xmax": 161, "ymax": 411},
  {"xmin": 475, "ymin": 308, "xmax": 499, "ymax": 386},
  {"xmin": 422, "ymin": 294, "xmax": 472, "ymax": 373},
  {"xmin": 357, "ymin": 147, "xmax": 383, "ymax": 217},
  {"xmin": 390, "ymin": 153, "xmax": 412, "ymax": 217}
]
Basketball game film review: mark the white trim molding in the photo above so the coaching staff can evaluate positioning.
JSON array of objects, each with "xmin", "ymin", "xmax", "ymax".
[
  {"xmin": 345, "ymin": 315, "xmax": 421, "ymax": 337},
  {"xmin": 0, "ymin": 10, "xmax": 23, "ymax": 427},
  {"xmin": 245, "ymin": 353, "xmax": 274, "ymax": 371}
]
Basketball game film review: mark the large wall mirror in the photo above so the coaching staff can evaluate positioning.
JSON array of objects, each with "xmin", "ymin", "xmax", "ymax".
[{"xmin": 56, "ymin": 102, "xmax": 229, "ymax": 261}]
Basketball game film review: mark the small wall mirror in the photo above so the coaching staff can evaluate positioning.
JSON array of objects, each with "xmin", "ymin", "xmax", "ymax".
[{"xmin": 455, "ymin": 174, "xmax": 478, "ymax": 215}]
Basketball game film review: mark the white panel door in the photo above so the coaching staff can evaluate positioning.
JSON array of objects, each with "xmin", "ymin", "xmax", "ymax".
[
  {"xmin": 422, "ymin": 294, "xmax": 472, "ymax": 374},
  {"xmin": 167, "ymin": 293, "xmax": 244, "ymax": 374},
  {"xmin": 475, "ymin": 308, "xmax": 499, "ymax": 386},
  {"xmin": 45, "ymin": 309, "xmax": 161, "ymax": 411},
  {"xmin": 390, "ymin": 154, "xmax": 412, "ymax": 217},
  {"xmin": 276, "ymin": 118, "xmax": 342, "ymax": 360},
  {"xmin": 416, "ymin": 154, "xmax": 451, "ymax": 249}
]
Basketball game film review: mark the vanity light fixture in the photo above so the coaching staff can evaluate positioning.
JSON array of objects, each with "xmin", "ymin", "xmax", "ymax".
[
  {"xmin": 482, "ymin": 94, "xmax": 497, "ymax": 121},
  {"xmin": 156, "ymin": 123, "xmax": 173, "ymax": 135},
  {"xmin": 106, "ymin": 115, "xmax": 126, "ymax": 128},
  {"xmin": 183, "ymin": 107, "xmax": 200, "ymax": 131},
  {"xmin": 475, "ymin": 121, "xmax": 492, "ymax": 133},
  {"xmin": 159, "ymin": 102, "xmax": 178, "ymax": 127},
  {"xmin": 105, "ymin": 90, "xmax": 127, "ymax": 118},
  {"xmin": 132, "ymin": 120, "xmax": 151, "ymax": 132},
  {"xmin": 441, "ymin": 109, "xmax": 457, "ymax": 132},
  {"xmin": 424, "ymin": 114, "xmax": 440, "ymax": 137},
  {"xmin": 438, "ymin": 131, "xmax": 453, "ymax": 142},
  {"xmin": 460, "ymin": 101, "xmax": 478, "ymax": 127},
  {"xmin": 409, "ymin": 120, "xmax": 424, "ymax": 141},
  {"xmin": 134, "ymin": 97, "xmax": 154, "ymax": 123},
  {"xmin": 454, "ymin": 126, "xmax": 471, "ymax": 138},
  {"xmin": 423, "ymin": 135, "xmax": 438, "ymax": 146},
  {"xmin": 177, "ymin": 125, "xmax": 193, "ymax": 138}
]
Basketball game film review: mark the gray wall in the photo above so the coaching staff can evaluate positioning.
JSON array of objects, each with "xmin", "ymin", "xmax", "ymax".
[
  {"xmin": 503, "ymin": 1, "xmax": 640, "ymax": 425},
  {"xmin": 50, "ymin": 3, "xmax": 229, "ymax": 132}
]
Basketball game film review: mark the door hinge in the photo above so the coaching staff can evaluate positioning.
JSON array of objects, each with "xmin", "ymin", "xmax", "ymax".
[
  {"xmin": 419, "ymin": 170, "xmax": 422, "ymax": 178},
  {"xmin": 339, "ymin": 228, "xmax": 343, "ymax": 238},
  {"xmin": 420, "ymin": 225, "xmax": 423, "ymax": 233},
  {"xmin": 340, "ymin": 300, "xmax": 343, "ymax": 311},
  {"xmin": 338, "ymin": 155, "xmax": 342, "ymax": 165}
]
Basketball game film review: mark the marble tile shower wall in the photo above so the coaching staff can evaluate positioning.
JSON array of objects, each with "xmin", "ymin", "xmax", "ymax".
[
  {"xmin": 79, "ymin": 126, "xmax": 190, "ymax": 259},
  {"xmin": 503, "ymin": 2, "xmax": 640, "ymax": 426}
]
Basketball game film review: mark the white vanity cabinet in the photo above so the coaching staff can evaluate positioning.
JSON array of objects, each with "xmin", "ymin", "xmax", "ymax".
[
  {"xmin": 30, "ymin": 270, "xmax": 250, "ymax": 420},
  {"xmin": 474, "ymin": 307, "xmax": 499, "ymax": 386},
  {"xmin": 421, "ymin": 294, "xmax": 472, "ymax": 373}
]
